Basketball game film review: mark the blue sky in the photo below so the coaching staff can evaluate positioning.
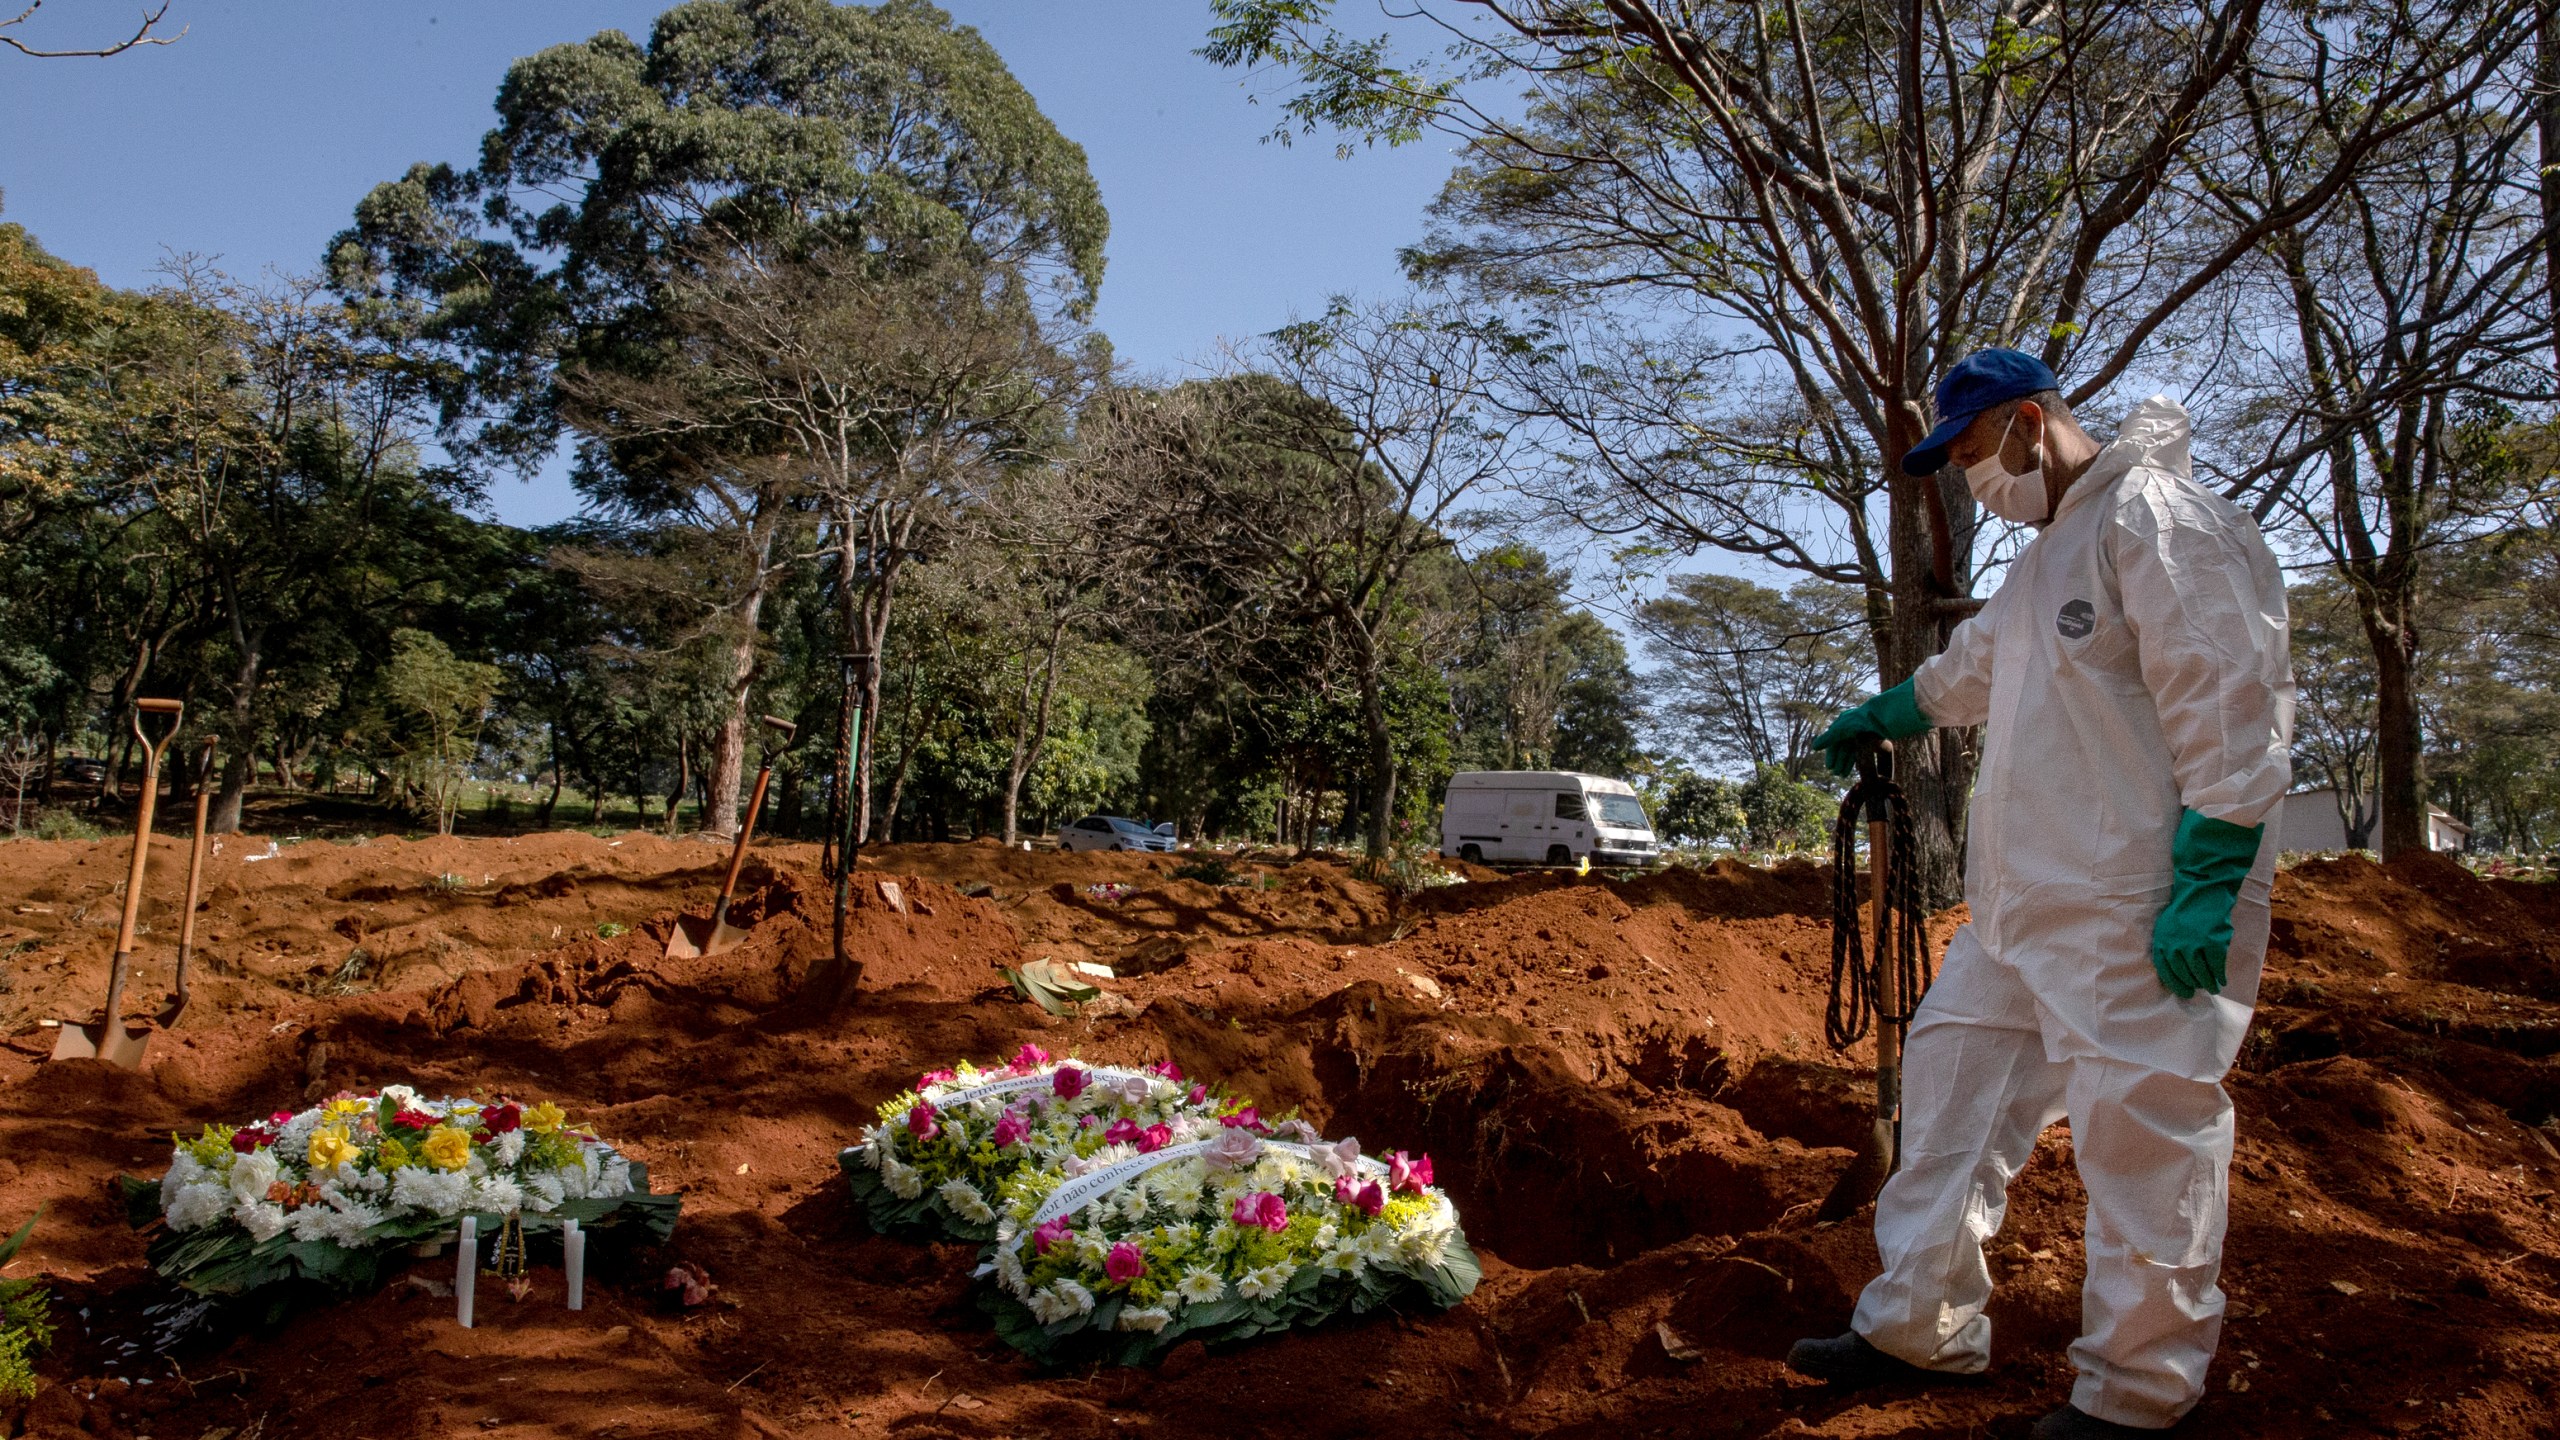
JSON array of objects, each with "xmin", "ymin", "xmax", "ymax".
[{"xmin": 0, "ymin": 0, "xmax": 1455, "ymax": 527}]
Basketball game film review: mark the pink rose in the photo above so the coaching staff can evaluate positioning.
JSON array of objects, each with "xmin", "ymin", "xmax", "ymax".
[
  {"xmin": 1335, "ymin": 1176, "xmax": 1386, "ymax": 1217},
  {"xmin": 1031, "ymin": 1216, "xmax": 1073, "ymax": 1256},
  {"xmin": 1151, "ymin": 1059, "xmax": 1185, "ymax": 1082},
  {"xmin": 905, "ymin": 1100, "xmax": 940, "ymax": 1142},
  {"xmin": 1009, "ymin": 1043, "xmax": 1052, "ymax": 1073},
  {"xmin": 1388, "ymin": 1151, "xmax": 1435, "ymax": 1194},
  {"xmin": 1202, "ymin": 1126, "xmax": 1261, "ymax": 1172},
  {"xmin": 1104, "ymin": 1242, "xmax": 1147, "ymax": 1285},
  {"xmin": 1053, "ymin": 1066, "xmax": 1089, "ymax": 1100},
  {"xmin": 1187, "ymin": 1084, "xmax": 1209, "ymax": 1107},
  {"xmin": 270, "ymin": 1110, "xmax": 293, "ymax": 1124},
  {"xmin": 990, "ymin": 1109, "xmax": 1029, "ymax": 1148},
  {"xmin": 1137, "ymin": 1123, "xmax": 1173, "ymax": 1154},
  {"xmin": 1232, "ymin": 1191, "xmax": 1288, "ymax": 1233},
  {"xmin": 918, "ymin": 1067, "xmax": 956, "ymax": 1089},
  {"xmin": 1314, "ymin": 1137, "xmax": 1362, "ymax": 1179},
  {"xmin": 1219, "ymin": 1105, "xmax": 1268, "ymax": 1133},
  {"xmin": 1106, "ymin": 1074, "xmax": 1153, "ymax": 1106},
  {"xmin": 1103, "ymin": 1118, "xmax": 1144, "ymax": 1145}
]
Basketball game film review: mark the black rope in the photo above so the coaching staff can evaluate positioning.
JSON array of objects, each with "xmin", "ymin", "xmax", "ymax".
[{"xmin": 1823, "ymin": 759, "xmax": 1934, "ymax": 1052}]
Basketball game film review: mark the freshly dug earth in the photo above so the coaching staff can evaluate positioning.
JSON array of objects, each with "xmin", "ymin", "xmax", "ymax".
[{"xmin": 0, "ymin": 832, "xmax": 2556, "ymax": 1439}]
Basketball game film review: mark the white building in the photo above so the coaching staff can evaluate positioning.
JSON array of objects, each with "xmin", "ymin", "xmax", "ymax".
[{"xmin": 2276, "ymin": 787, "xmax": 2470, "ymax": 854}]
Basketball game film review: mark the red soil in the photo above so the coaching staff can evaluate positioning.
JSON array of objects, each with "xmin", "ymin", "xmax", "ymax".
[{"xmin": 0, "ymin": 833, "xmax": 2554, "ymax": 1438}]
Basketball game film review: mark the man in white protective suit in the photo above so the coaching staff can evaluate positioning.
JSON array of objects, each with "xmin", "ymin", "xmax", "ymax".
[{"xmin": 1783, "ymin": 349, "xmax": 2294, "ymax": 1437}]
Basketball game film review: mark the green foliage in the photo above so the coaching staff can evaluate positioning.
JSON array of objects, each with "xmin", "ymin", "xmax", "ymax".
[
  {"xmin": 0, "ymin": 1212, "xmax": 53, "ymax": 1403},
  {"xmin": 1737, "ymin": 765, "xmax": 1835, "ymax": 852},
  {"xmin": 379, "ymin": 629, "xmax": 503, "ymax": 836}
]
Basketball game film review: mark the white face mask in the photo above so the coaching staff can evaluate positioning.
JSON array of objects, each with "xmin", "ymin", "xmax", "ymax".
[{"xmin": 1963, "ymin": 410, "xmax": 2048, "ymax": 523}]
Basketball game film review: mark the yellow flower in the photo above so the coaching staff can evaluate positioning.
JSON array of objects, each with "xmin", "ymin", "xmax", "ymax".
[
  {"xmin": 326, "ymin": 1096, "xmax": 369, "ymax": 1116},
  {"xmin": 376, "ymin": 1137, "xmax": 411, "ymax": 1171},
  {"xmin": 524, "ymin": 1101, "xmax": 567, "ymax": 1135},
  {"xmin": 307, "ymin": 1125, "xmax": 361, "ymax": 1173},
  {"xmin": 421, "ymin": 1126, "xmax": 473, "ymax": 1172}
]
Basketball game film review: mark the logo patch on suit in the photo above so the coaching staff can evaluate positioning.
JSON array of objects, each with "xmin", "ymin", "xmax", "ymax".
[{"xmin": 2056, "ymin": 599, "xmax": 2096, "ymax": 639}]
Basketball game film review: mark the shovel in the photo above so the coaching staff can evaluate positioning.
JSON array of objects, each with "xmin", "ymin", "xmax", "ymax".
[
  {"xmin": 665, "ymin": 715, "xmax": 796, "ymax": 959},
  {"xmin": 157, "ymin": 735, "xmax": 218, "ymax": 1028},
  {"xmin": 1818, "ymin": 741, "xmax": 1904, "ymax": 1222},
  {"xmin": 52, "ymin": 698, "xmax": 183, "ymax": 1068}
]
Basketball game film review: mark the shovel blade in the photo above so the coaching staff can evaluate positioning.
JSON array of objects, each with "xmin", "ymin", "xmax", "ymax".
[
  {"xmin": 156, "ymin": 994, "xmax": 190, "ymax": 1029},
  {"xmin": 49, "ymin": 1020, "xmax": 150, "ymax": 1070},
  {"xmin": 664, "ymin": 915, "xmax": 748, "ymax": 960},
  {"xmin": 1814, "ymin": 1117, "xmax": 1895, "ymax": 1224}
]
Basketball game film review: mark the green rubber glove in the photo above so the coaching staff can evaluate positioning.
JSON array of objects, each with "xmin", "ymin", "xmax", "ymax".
[
  {"xmin": 1810, "ymin": 679, "xmax": 1933, "ymax": 777},
  {"xmin": 2150, "ymin": 808, "xmax": 2265, "ymax": 999}
]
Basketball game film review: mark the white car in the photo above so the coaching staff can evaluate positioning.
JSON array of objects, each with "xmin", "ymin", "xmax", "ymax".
[{"xmin": 1058, "ymin": 815, "xmax": 1176, "ymax": 853}]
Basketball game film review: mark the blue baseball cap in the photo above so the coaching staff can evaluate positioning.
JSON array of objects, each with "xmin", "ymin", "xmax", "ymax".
[{"xmin": 1902, "ymin": 348, "xmax": 2060, "ymax": 476}]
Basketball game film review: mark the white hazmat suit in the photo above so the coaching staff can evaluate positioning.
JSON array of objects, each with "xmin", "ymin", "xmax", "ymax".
[{"xmin": 1848, "ymin": 396, "xmax": 2294, "ymax": 1428}]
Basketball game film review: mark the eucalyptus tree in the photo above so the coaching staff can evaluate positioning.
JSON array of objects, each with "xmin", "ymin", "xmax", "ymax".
[
  {"xmin": 1206, "ymin": 0, "xmax": 2535, "ymax": 893},
  {"xmin": 329, "ymin": 0, "xmax": 1108, "ymax": 834}
]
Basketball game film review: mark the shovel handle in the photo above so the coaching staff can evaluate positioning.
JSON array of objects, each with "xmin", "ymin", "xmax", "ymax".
[
  {"xmin": 168, "ymin": 737, "xmax": 217, "ymax": 1017},
  {"xmin": 707, "ymin": 764, "xmax": 775, "ymax": 927},
  {"xmin": 106, "ymin": 700, "xmax": 183, "ymax": 1023}
]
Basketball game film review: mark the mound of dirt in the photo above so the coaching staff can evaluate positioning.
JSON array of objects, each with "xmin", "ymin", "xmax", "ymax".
[{"xmin": 1, "ymin": 834, "xmax": 2556, "ymax": 1439}]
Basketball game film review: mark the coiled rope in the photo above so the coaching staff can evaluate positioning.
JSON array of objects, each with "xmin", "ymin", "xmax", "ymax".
[{"xmin": 1823, "ymin": 752, "xmax": 1934, "ymax": 1051}]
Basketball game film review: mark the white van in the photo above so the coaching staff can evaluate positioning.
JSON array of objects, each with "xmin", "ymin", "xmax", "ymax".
[{"xmin": 1439, "ymin": 770, "xmax": 1660, "ymax": 868}]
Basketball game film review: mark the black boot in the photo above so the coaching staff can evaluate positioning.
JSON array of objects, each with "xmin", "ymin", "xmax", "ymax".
[
  {"xmin": 2030, "ymin": 1403, "xmax": 2168, "ymax": 1437},
  {"xmin": 1783, "ymin": 1331, "xmax": 1934, "ymax": 1388}
]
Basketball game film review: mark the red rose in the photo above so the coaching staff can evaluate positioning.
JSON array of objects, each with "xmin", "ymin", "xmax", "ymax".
[
  {"xmin": 482, "ymin": 1102, "xmax": 523, "ymax": 1134},
  {"xmin": 230, "ymin": 1127, "xmax": 271, "ymax": 1154},
  {"xmin": 391, "ymin": 1108, "xmax": 440, "ymax": 1131}
]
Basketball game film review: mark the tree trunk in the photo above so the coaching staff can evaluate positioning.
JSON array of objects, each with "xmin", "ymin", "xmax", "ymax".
[
  {"xmin": 539, "ymin": 725, "xmax": 564, "ymax": 827},
  {"xmin": 2360, "ymin": 590, "xmax": 2427, "ymax": 858},
  {"xmin": 1883, "ymin": 442, "xmax": 1978, "ymax": 908},
  {"xmin": 664, "ymin": 734, "xmax": 691, "ymax": 838},
  {"xmin": 1360, "ymin": 660, "xmax": 1396, "ymax": 859},
  {"xmin": 210, "ymin": 620, "xmax": 266, "ymax": 835},
  {"xmin": 704, "ymin": 513, "xmax": 779, "ymax": 838},
  {"xmin": 1002, "ymin": 618, "xmax": 1071, "ymax": 846}
]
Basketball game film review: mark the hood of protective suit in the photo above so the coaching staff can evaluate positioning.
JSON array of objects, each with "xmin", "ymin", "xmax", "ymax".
[{"xmin": 2053, "ymin": 394, "xmax": 2193, "ymax": 524}]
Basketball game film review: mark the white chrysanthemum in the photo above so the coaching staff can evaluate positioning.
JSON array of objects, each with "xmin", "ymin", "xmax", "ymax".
[
  {"xmin": 1235, "ymin": 1264, "xmax": 1291, "ymax": 1301},
  {"xmin": 319, "ymin": 1203, "xmax": 380, "ymax": 1245},
  {"xmin": 994, "ymin": 1248, "xmax": 1029, "ymax": 1292},
  {"xmin": 233, "ymin": 1199, "xmax": 291, "ymax": 1243},
  {"xmin": 277, "ymin": 1111, "xmax": 320, "ymax": 1155},
  {"xmin": 1055, "ymin": 1279, "xmax": 1096, "ymax": 1315},
  {"xmin": 492, "ymin": 1130, "xmax": 527, "ymax": 1166},
  {"xmin": 937, "ymin": 1179, "xmax": 996, "ymax": 1225},
  {"xmin": 226, "ymin": 1150, "xmax": 281, "ymax": 1204},
  {"xmin": 1320, "ymin": 1247, "xmax": 1364, "ymax": 1275},
  {"xmin": 164, "ymin": 1149, "xmax": 208, "ymax": 1191},
  {"xmin": 287, "ymin": 1205, "xmax": 337, "ymax": 1242},
  {"xmin": 389, "ymin": 1166, "xmax": 471, "ymax": 1218},
  {"xmin": 1357, "ymin": 1226, "xmax": 1400, "ymax": 1264},
  {"xmin": 351, "ymin": 1167, "xmax": 389, "ymax": 1195},
  {"xmin": 1117, "ymin": 1306, "xmax": 1174, "ymax": 1333},
  {"xmin": 1027, "ymin": 1286, "xmax": 1076, "ymax": 1323},
  {"xmin": 524, "ymin": 1172, "xmax": 564, "ymax": 1212},
  {"xmin": 881, "ymin": 1158, "xmax": 925, "ymax": 1200},
  {"xmin": 164, "ymin": 1180, "xmax": 228, "ymax": 1232},
  {"xmin": 472, "ymin": 1175, "xmax": 525, "ymax": 1214},
  {"xmin": 1395, "ymin": 1211, "xmax": 1453, "ymax": 1266},
  {"xmin": 1175, "ymin": 1268, "xmax": 1227, "ymax": 1305},
  {"xmin": 1312, "ymin": 1222, "xmax": 1338, "ymax": 1250},
  {"xmin": 594, "ymin": 1154, "xmax": 633, "ymax": 1199}
]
